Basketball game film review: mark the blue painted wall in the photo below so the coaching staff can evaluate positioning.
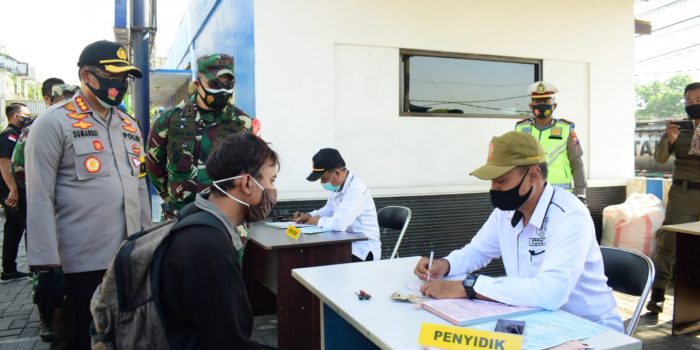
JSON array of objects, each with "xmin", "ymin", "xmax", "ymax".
[{"xmin": 163, "ymin": 0, "xmax": 256, "ymax": 116}]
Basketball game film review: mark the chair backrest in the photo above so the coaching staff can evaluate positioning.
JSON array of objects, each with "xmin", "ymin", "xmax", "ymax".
[
  {"xmin": 377, "ymin": 206, "xmax": 412, "ymax": 259},
  {"xmin": 599, "ymin": 246, "xmax": 655, "ymax": 335}
]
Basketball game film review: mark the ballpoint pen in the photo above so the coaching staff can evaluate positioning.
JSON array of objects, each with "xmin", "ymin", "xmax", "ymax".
[{"xmin": 427, "ymin": 250, "xmax": 434, "ymax": 282}]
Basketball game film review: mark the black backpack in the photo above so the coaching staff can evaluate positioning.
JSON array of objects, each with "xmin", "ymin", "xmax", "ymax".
[{"xmin": 90, "ymin": 208, "xmax": 227, "ymax": 349}]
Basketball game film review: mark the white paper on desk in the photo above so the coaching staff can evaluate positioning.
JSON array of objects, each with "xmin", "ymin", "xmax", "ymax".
[
  {"xmin": 421, "ymin": 298, "xmax": 540, "ymax": 326},
  {"xmin": 405, "ymin": 274, "xmax": 468, "ymax": 294},
  {"xmin": 469, "ymin": 310, "xmax": 609, "ymax": 350},
  {"xmin": 263, "ymin": 221, "xmax": 314, "ymax": 229},
  {"xmin": 300, "ymin": 226, "xmax": 331, "ymax": 234}
]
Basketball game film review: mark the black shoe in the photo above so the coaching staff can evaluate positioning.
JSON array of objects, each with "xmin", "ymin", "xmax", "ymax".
[
  {"xmin": 646, "ymin": 287, "xmax": 665, "ymax": 314},
  {"xmin": 38, "ymin": 324, "xmax": 54, "ymax": 342},
  {"xmin": 646, "ymin": 299, "xmax": 664, "ymax": 314},
  {"xmin": 0, "ymin": 271, "xmax": 30, "ymax": 281}
]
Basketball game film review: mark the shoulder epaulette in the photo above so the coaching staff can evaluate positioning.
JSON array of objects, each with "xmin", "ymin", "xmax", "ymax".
[
  {"xmin": 516, "ymin": 117, "xmax": 533, "ymax": 125},
  {"xmin": 115, "ymin": 108, "xmax": 142, "ymax": 128},
  {"xmin": 557, "ymin": 118, "xmax": 575, "ymax": 126}
]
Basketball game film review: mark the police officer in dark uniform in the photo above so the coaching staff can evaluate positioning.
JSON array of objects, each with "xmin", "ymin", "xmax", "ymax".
[{"xmin": 0, "ymin": 103, "xmax": 31, "ymax": 281}]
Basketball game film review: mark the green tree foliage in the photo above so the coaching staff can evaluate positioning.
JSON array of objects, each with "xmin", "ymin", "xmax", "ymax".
[
  {"xmin": 26, "ymin": 81, "xmax": 41, "ymax": 100},
  {"xmin": 635, "ymin": 75, "xmax": 693, "ymax": 120}
]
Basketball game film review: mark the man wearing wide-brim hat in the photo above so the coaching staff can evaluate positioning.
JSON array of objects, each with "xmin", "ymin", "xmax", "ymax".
[{"xmin": 413, "ymin": 131, "xmax": 623, "ymax": 332}]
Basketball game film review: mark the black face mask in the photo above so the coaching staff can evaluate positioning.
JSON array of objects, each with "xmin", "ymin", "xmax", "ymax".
[
  {"xmin": 87, "ymin": 74, "xmax": 128, "ymax": 107},
  {"xmin": 490, "ymin": 170, "xmax": 533, "ymax": 211},
  {"xmin": 18, "ymin": 116, "xmax": 32, "ymax": 127},
  {"xmin": 198, "ymin": 79, "xmax": 232, "ymax": 111},
  {"xmin": 686, "ymin": 105, "xmax": 700, "ymax": 120},
  {"xmin": 532, "ymin": 104, "xmax": 554, "ymax": 119}
]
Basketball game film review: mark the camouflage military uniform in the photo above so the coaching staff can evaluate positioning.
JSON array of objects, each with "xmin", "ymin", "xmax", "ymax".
[
  {"xmin": 146, "ymin": 95, "xmax": 253, "ymax": 211},
  {"xmin": 12, "ymin": 84, "xmax": 78, "ymax": 188}
]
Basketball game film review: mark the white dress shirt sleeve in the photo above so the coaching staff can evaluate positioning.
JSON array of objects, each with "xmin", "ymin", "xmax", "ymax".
[
  {"xmin": 444, "ymin": 210, "xmax": 503, "ymax": 276},
  {"xmin": 316, "ymin": 186, "xmax": 366, "ymax": 232},
  {"xmin": 474, "ymin": 210, "xmax": 592, "ymax": 310},
  {"xmin": 309, "ymin": 196, "xmax": 334, "ymax": 218}
]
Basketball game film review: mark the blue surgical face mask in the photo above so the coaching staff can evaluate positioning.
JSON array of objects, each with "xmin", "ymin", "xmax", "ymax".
[
  {"xmin": 322, "ymin": 182, "xmax": 340, "ymax": 192},
  {"xmin": 321, "ymin": 171, "xmax": 341, "ymax": 192}
]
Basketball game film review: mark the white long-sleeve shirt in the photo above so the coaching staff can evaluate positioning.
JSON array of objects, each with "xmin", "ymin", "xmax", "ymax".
[
  {"xmin": 445, "ymin": 184, "xmax": 623, "ymax": 332},
  {"xmin": 310, "ymin": 171, "xmax": 381, "ymax": 260}
]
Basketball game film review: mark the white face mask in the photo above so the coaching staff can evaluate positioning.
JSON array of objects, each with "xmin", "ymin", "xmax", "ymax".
[
  {"xmin": 213, "ymin": 174, "xmax": 278, "ymax": 223},
  {"xmin": 212, "ymin": 175, "xmax": 263, "ymax": 208}
]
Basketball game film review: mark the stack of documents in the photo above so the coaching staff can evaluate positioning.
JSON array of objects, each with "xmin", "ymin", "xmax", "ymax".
[{"xmin": 421, "ymin": 298, "xmax": 539, "ymax": 326}]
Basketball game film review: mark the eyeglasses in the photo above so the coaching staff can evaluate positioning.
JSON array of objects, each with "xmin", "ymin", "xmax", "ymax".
[
  {"xmin": 88, "ymin": 68, "xmax": 131, "ymax": 84},
  {"xmin": 204, "ymin": 79, "xmax": 235, "ymax": 90}
]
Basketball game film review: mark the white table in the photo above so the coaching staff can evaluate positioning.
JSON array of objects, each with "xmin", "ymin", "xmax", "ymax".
[{"xmin": 292, "ymin": 256, "xmax": 641, "ymax": 350}]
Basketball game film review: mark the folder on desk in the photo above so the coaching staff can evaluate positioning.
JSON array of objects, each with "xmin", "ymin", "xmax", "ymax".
[
  {"xmin": 421, "ymin": 298, "xmax": 540, "ymax": 326},
  {"xmin": 300, "ymin": 226, "xmax": 331, "ymax": 234},
  {"xmin": 264, "ymin": 221, "xmax": 314, "ymax": 229}
]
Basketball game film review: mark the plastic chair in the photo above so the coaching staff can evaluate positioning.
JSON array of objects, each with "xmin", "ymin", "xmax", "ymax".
[
  {"xmin": 600, "ymin": 246, "xmax": 655, "ymax": 335},
  {"xmin": 377, "ymin": 206, "xmax": 412, "ymax": 259}
]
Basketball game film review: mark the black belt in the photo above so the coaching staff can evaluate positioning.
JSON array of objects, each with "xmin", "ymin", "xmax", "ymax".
[{"xmin": 672, "ymin": 179, "xmax": 700, "ymax": 190}]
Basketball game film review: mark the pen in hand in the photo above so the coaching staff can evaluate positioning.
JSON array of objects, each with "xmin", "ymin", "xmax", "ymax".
[{"xmin": 427, "ymin": 251, "xmax": 434, "ymax": 282}]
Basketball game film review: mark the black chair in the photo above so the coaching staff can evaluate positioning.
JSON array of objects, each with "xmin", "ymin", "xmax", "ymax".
[
  {"xmin": 377, "ymin": 206, "xmax": 412, "ymax": 259},
  {"xmin": 600, "ymin": 246, "xmax": 655, "ymax": 335}
]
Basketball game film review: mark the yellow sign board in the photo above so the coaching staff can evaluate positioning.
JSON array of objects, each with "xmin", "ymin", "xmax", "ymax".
[
  {"xmin": 285, "ymin": 225, "xmax": 301, "ymax": 240},
  {"xmin": 418, "ymin": 323, "xmax": 522, "ymax": 350}
]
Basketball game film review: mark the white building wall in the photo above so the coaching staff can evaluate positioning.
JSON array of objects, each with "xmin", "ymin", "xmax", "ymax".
[{"xmin": 254, "ymin": 0, "xmax": 635, "ymax": 200}]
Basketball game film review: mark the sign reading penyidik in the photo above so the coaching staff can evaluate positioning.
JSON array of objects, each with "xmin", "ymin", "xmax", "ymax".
[{"xmin": 418, "ymin": 323, "xmax": 522, "ymax": 350}]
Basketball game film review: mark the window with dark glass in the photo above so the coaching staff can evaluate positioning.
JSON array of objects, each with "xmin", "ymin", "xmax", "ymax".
[{"xmin": 400, "ymin": 50, "xmax": 541, "ymax": 117}]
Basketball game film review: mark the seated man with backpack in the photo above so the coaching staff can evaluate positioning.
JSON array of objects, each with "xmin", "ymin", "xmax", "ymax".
[{"xmin": 91, "ymin": 133, "xmax": 278, "ymax": 349}]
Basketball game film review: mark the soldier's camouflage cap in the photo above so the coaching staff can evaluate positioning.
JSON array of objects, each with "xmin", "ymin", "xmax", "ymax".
[
  {"xmin": 51, "ymin": 84, "xmax": 79, "ymax": 98},
  {"xmin": 197, "ymin": 53, "xmax": 234, "ymax": 80},
  {"xmin": 470, "ymin": 131, "xmax": 545, "ymax": 180}
]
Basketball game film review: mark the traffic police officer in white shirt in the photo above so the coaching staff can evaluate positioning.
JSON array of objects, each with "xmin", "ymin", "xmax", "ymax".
[
  {"xmin": 294, "ymin": 148, "xmax": 381, "ymax": 262},
  {"xmin": 414, "ymin": 131, "xmax": 623, "ymax": 332}
]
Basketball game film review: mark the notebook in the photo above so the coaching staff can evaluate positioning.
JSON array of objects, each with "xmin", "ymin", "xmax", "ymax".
[{"xmin": 421, "ymin": 298, "xmax": 540, "ymax": 326}]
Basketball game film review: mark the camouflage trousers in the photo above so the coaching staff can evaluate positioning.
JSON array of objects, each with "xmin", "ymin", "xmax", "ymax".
[{"xmin": 652, "ymin": 183, "xmax": 700, "ymax": 290}]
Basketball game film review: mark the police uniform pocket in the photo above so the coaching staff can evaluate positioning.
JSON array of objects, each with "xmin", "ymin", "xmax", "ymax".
[
  {"xmin": 124, "ymin": 140, "xmax": 145, "ymax": 178},
  {"xmin": 73, "ymin": 138, "xmax": 110, "ymax": 180}
]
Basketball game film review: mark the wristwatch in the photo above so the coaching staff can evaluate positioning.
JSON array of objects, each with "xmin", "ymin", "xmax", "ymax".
[{"xmin": 463, "ymin": 274, "xmax": 479, "ymax": 299}]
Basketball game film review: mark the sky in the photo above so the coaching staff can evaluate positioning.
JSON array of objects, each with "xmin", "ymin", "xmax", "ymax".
[
  {"xmin": 634, "ymin": 0, "xmax": 700, "ymax": 84},
  {"xmin": 0, "ymin": 0, "xmax": 187, "ymax": 85}
]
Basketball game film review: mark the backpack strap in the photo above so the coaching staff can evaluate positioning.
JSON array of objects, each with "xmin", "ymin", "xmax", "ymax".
[
  {"xmin": 150, "ymin": 208, "xmax": 230, "ymax": 344},
  {"xmin": 171, "ymin": 209, "xmax": 228, "ymax": 233}
]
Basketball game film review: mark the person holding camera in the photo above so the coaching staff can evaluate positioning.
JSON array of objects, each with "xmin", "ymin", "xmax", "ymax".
[{"xmin": 647, "ymin": 82, "xmax": 700, "ymax": 314}]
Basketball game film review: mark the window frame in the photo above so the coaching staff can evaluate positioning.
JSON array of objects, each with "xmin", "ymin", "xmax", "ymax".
[{"xmin": 399, "ymin": 49, "xmax": 542, "ymax": 119}]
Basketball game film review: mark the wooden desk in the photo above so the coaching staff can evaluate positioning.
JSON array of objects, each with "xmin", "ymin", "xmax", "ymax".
[
  {"xmin": 660, "ymin": 221, "xmax": 700, "ymax": 335},
  {"xmin": 243, "ymin": 223, "xmax": 367, "ymax": 350},
  {"xmin": 292, "ymin": 257, "xmax": 641, "ymax": 350}
]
